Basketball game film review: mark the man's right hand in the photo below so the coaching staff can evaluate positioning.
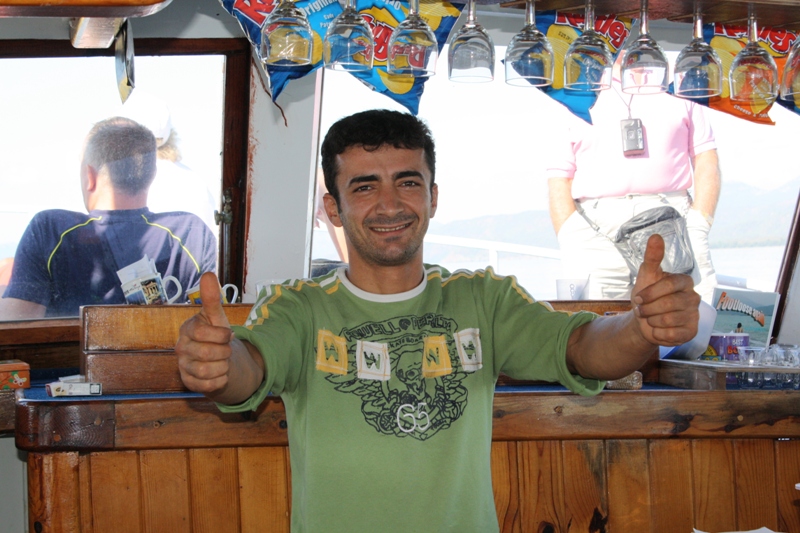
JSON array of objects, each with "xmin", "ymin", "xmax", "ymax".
[
  {"xmin": 176, "ymin": 272, "xmax": 234, "ymax": 394},
  {"xmin": 176, "ymin": 272, "xmax": 264, "ymax": 403}
]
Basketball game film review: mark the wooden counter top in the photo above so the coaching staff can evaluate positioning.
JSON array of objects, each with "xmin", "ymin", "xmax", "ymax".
[{"xmin": 14, "ymin": 385, "xmax": 800, "ymax": 452}]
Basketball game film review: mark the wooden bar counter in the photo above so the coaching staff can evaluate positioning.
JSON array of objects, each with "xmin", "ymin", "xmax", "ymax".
[
  {"xmin": 14, "ymin": 384, "xmax": 800, "ymax": 533},
  {"xmin": 11, "ymin": 304, "xmax": 800, "ymax": 532}
]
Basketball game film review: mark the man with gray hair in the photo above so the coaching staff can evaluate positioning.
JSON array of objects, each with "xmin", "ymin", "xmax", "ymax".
[{"xmin": 0, "ymin": 117, "xmax": 217, "ymax": 319}]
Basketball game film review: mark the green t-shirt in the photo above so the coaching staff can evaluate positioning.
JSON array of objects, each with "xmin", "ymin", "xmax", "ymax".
[{"xmin": 224, "ymin": 265, "xmax": 603, "ymax": 533}]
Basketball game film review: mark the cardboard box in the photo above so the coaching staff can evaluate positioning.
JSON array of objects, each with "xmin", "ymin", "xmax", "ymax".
[{"xmin": 0, "ymin": 359, "xmax": 30, "ymax": 390}]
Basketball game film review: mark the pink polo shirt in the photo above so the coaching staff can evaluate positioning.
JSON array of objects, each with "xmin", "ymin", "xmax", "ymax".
[{"xmin": 545, "ymin": 80, "xmax": 717, "ymax": 200}]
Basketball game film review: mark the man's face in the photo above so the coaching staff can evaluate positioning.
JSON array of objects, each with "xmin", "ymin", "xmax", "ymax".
[{"xmin": 324, "ymin": 145, "xmax": 437, "ymax": 268}]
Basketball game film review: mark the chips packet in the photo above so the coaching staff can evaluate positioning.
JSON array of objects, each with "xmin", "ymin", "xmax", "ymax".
[
  {"xmin": 349, "ymin": 0, "xmax": 463, "ymax": 115},
  {"xmin": 522, "ymin": 12, "xmax": 629, "ymax": 123},
  {"xmin": 673, "ymin": 23, "xmax": 799, "ymax": 123},
  {"xmin": 220, "ymin": 0, "xmax": 343, "ymax": 101}
]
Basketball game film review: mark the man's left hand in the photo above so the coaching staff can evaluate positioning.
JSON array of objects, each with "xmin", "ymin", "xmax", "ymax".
[{"xmin": 631, "ymin": 234, "xmax": 701, "ymax": 347}]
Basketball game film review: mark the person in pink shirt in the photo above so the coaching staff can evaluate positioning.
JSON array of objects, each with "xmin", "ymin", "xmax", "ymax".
[{"xmin": 546, "ymin": 56, "xmax": 720, "ymax": 301}]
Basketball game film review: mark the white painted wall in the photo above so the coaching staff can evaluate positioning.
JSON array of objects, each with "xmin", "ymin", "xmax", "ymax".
[{"xmin": 241, "ymin": 65, "xmax": 323, "ymax": 302}]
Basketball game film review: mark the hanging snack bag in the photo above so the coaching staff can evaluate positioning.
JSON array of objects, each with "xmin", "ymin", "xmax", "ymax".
[
  {"xmin": 348, "ymin": 0, "xmax": 463, "ymax": 115},
  {"xmin": 220, "ymin": 0, "xmax": 343, "ymax": 101},
  {"xmin": 533, "ymin": 11, "xmax": 633, "ymax": 124},
  {"xmin": 698, "ymin": 23, "xmax": 799, "ymax": 123}
]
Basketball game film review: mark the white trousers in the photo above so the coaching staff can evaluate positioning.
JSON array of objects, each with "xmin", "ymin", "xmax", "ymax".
[{"xmin": 557, "ymin": 192, "xmax": 718, "ymax": 301}]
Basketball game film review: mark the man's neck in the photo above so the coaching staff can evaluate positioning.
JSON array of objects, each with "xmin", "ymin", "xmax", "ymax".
[
  {"xmin": 87, "ymin": 193, "xmax": 148, "ymax": 212},
  {"xmin": 344, "ymin": 260, "xmax": 426, "ymax": 295}
]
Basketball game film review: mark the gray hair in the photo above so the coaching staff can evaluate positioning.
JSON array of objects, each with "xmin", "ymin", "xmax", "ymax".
[{"xmin": 83, "ymin": 117, "xmax": 157, "ymax": 196}]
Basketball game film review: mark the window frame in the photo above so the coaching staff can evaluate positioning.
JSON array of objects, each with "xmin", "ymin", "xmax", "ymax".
[{"xmin": 0, "ymin": 37, "xmax": 251, "ymax": 358}]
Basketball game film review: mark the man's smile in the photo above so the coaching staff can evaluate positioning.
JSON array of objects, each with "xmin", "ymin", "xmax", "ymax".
[{"xmin": 372, "ymin": 222, "xmax": 412, "ymax": 233}]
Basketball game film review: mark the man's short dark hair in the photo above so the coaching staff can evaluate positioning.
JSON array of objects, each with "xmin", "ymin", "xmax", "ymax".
[
  {"xmin": 320, "ymin": 109, "xmax": 436, "ymax": 203},
  {"xmin": 83, "ymin": 117, "xmax": 157, "ymax": 196}
]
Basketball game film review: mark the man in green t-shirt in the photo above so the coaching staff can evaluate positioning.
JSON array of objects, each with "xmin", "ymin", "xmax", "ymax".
[{"xmin": 176, "ymin": 110, "xmax": 701, "ymax": 532}]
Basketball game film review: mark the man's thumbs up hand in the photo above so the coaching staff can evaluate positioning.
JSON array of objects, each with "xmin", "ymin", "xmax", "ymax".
[
  {"xmin": 176, "ymin": 272, "xmax": 234, "ymax": 395},
  {"xmin": 199, "ymin": 271, "xmax": 231, "ymax": 329},
  {"xmin": 631, "ymin": 234, "xmax": 701, "ymax": 347}
]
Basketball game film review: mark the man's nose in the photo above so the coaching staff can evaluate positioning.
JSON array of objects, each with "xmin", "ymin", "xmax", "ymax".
[{"xmin": 375, "ymin": 185, "xmax": 403, "ymax": 215}]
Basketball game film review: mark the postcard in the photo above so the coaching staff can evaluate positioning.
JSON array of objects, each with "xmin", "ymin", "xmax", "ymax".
[{"xmin": 711, "ymin": 287, "xmax": 781, "ymax": 348}]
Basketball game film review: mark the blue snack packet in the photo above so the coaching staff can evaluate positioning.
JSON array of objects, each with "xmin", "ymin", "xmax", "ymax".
[
  {"xmin": 348, "ymin": 0, "xmax": 464, "ymax": 115},
  {"xmin": 536, "ymin": 11, "xmax": 634, "ymax": 124},
  {"xmin": 220, "ymin": 0, "xmax": 343, "ymax": 101}
]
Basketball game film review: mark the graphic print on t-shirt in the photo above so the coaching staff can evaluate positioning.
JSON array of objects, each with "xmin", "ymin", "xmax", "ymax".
[
  {"xmin": 321, "ymin": 312, "xmax": 481, "ymax": 441},
  {"xmin": 316, "ymin": 330, "xmax": 348, "ymax": 375},
  {"xmin": 455, "ymin": 328, "xmax": 483, "ymax": 371}
]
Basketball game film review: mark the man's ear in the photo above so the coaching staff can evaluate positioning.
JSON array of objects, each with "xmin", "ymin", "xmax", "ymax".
[
  {"xmin": 323, "ymin": 193, "xmax": 343, "ymax": 227},
  {"xmin": 430, "ymin": 183, "xmax": 438, "ymax": 218},
  {"xmin": 84, "ymin": 165, "xmax": 99, "ymax": 192}
]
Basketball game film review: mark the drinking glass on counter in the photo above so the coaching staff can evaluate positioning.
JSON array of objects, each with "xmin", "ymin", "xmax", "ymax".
[
  {"xmin": 563, "ymin": 0, "xmax": 612, "ymax": 91},
  {"xmin": 737, "ymin": 345, "xmax": 765, "ymax": 366},
  {"xmin": 729, "ymin": 7, "xmax": 778, "ymax": 104},
  {"xmin": 673, "ymin": 4, "xmax": 722, "ymax": 98},
  {"xmin": 323, "ymin": 0, "xmax": 375, "ymax": 71},
  {"xmin": 447, "ymin": 0, "xmax": 495, "ymax": 82},
  {"xmin": 620, "ymin": 0, "xmax": 668, "ymax": 94},
  {"xmin": 387, "ymin": 0, "xmax": 438, "ymax": 78},
  {"xmin": 504, "ymin": 0, "xmax": 554, "ymax": 87},
  {"xmin": 260, "ymin": 0, "xmax": 314, "ymax": 66},
  {"xmin": 769, "ymin": 343, "xmax": 800, "ymax": 389}
]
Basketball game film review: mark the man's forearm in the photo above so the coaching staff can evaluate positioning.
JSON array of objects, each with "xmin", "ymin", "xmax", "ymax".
[
  {"xmin": 691, "ymin": 149, "xmax": 721, "ymax": 221},
  {"xmin": 548, "ymin": 178, "xmax": 576, "ymax": 234},
  {"xmin": 209, "ymin": 338, "xmax": 266, "ymax": 406},
  {"xmin": 0, "ymin": 297, "xmax": 46, "ymax": 321},
  {"xmin": 566, "ymin": 314, "xmax": 657, "ymax": 381}
]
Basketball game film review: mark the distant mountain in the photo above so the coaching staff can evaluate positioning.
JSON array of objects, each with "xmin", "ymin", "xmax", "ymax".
[
  {"xmin": 429, "ymin": 211, "xmax": 558, "ymax": 248},
  {"xmin": 428, "ymin": 178, "xmax": 799, "ymax": 251},
  {"xmin": 710, "ymin": 179, "xmax": 799, "ymax": 247}
]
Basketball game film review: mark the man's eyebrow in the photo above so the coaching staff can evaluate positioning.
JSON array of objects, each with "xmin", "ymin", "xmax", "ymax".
[
  {"xmin": 346, "ymin": 175, "xmax": 379, "ymax": 188},
  {"xmin": 394, "ymin": 170, "xmax": 424, "ymax": 180},
  {"xmin": 346, "ymin": 170, "xmax": 424, "ymax": 188}
]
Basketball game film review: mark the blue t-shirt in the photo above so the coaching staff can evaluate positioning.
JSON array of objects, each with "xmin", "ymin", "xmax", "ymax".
[{"xmin": 4, "ymin": 208, "xmax": 217, "ymax": 317}]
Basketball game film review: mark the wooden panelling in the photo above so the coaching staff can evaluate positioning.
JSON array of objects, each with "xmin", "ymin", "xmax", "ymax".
[
  {"xmin": 2, "ymin": 318, "xmax": 79, "ymax": 346},
  {"xmin": 188, "ymin": 448, "xmax": 241, "ymax": 533},
  {"xmin": 25, "ymin": 437, "xmax": 800, "ymax": 533},
  {"xmin": 491, "ymin": 390, "xmax": 800, "ymax": 440},
  {"xmin": 114, "ymin": 397, "xmax": 288, "ymax": 450},
  {"xmin": 17, "ymin": 389, "xmax": 800, "ymax": 453},
  {"xmin": 734, "ymin": 439, "xmax": 779, "ymax": 531},
  {"xmin": 83, "ymin": 352, "xmax": 186, "ymax": 393},
  {"xmin": 606, "ymin": 439, "xmax": 651, "ymax": 531},
  {"xmin": 517, "ymin": 441, "xmax": 565, "ymax": 531},
  {"xmin": 650, "ymin": 440, "xmax": 695, "ymax": 533},
  {"xmin": 81, "ymin": 305, "xmax": 251, "ymax": 352},
  {"xmin": 79, "ymin": 305, "xmax": 253, "ymax": 394},
  {"xmin": 78, "ymin": 454, "xmax": 93, "ymax": 533},
  {"xmin": 16, "ymin": 400, "xmax": 115, "ymax": 451},
  {"xmin": 140, "ymin": 449, "xmax": 191, "ymax": 532},
  {"xmin": 27, "ymin": 452, "xmax": 81, "ymax": 533},
  {"xmin": 492, "ymin": 441, "xmax": 521, "ymax": 533},
  {"xmin": 0, "ymin": 390, "xmax": 14, "ymax": 435},
  {"xmin": 776, "ymin": 439, "xmax": 800, "ymax": 533},
  {"xmin": 89, "ymin": 451, "xmax": 142, "ymax": 533},
  {"xmin": 691, "ymin": 440, "xmax": 737, "ymax": 532},
  {"xmin": 561, "ymin": 440, "xmax": 607, "ymax": 532},
  {"xmin": 238, "ymin": 446, "xmax": 290, "ymax": 533}
]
